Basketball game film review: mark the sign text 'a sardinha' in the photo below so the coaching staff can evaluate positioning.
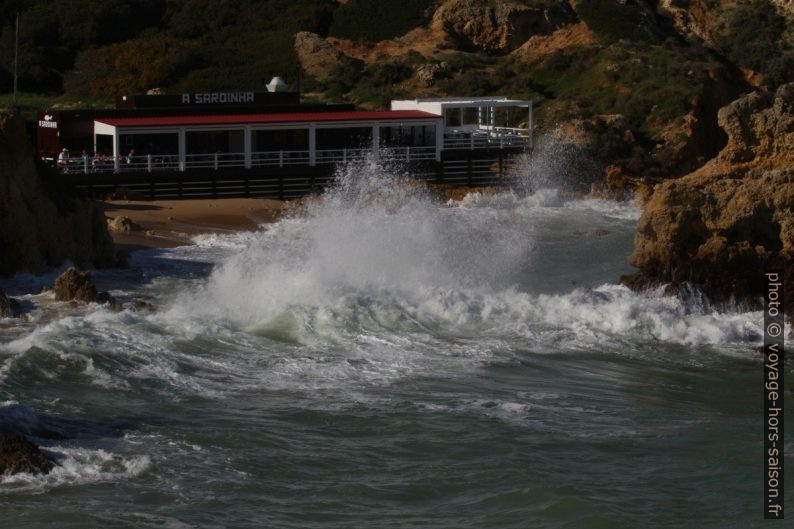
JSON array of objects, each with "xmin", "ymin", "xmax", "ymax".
[{"xmin": 181, "ymin": 92, "xmax": 255, "ymax": 105}]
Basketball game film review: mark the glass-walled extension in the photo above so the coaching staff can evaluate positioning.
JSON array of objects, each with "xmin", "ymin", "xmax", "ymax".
[
  {"xmin": 392, "ymin": 97, "xmax": 532, "ymax": 150},
  {"xmin": 315, "ymin": 126, "xmax": 373, "ymax": 164},
  {"xmin": 185, "ymin": 130, "xmax": 244, "ymax": 168},
  {"xmin": 87, "ymin": 108, "xmax": 457, "ymax": 174},
  {"xmin": 90, "ymin": 132, "xmax": 179, "ymax": 172},
  {"xmin": 317, "ymin": 127, "xmax": 372, "ymax": 149},
  {"xmin": 379, "ymin": 124, "xmax": 437, "ymax": 161},
  {"xmin": 252, "ymin": 128, "xmax": 309, "ymax": 166}
]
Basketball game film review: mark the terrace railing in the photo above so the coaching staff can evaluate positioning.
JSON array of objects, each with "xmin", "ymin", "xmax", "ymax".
[
  {"xmin": 443, "ymin": 131, "xmax": 529, "ymax": 150},
  {"xmin": 56, "ymin": 145, "xmax": 459, "ymax": 174}
]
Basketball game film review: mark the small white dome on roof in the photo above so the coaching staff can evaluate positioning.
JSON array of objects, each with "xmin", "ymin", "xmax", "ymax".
[{"xmin": 266, "ymin": 76, "xmax": 288, "ymax": 92}]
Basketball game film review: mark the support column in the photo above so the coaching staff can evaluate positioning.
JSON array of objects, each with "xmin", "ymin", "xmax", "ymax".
[
  {"xmin": 112, "ymin": 129, "xmax": 120, "ymax": 173},
  {"xmin": 528, "ymin": 102, "xmax": 533, "ymax": 149},
  {"xmin": 435, "ymin": 122, "xmax": 443, "ymax": 161},
  {"xmin": 244, "ymin": 126, "xmax": 252, "ymax": 169},
  {"xmin": 178, "ymin": 127, "xmax": 186, "ymax": 171},
  {"xmin": 372, "ymin": 122, "xmax": 380, "ymax": 160},
  {"xmin": 309, "ymin": 124, "xmax": 316, "ymax": 166}
]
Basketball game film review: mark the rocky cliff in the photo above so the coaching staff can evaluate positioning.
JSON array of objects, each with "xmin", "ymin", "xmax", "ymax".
[
  {"xmin": 0, "ymin": 110, "xmax": 117, "ymax": 276},
  {"xmin": 431, "ymin": 0, "xmax": 575, "ymax": 54},
  {"xmin": 624, "ymin": 83, "xmax": 794, "ymax": 311}
]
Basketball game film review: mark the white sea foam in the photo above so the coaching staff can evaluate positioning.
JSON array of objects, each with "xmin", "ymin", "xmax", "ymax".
[
  {"xmin": 0, "ymin": 444, "xmax": 150, "ymax": 491},
  {"xmin": 0, "ymin": 158, "xmax": 767, "ymax": 401},
  {"xmin": 162, "ymin": 159, "xmax": 757, "ymax": 354}
]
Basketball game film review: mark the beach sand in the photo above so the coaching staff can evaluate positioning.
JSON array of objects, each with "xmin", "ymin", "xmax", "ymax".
[{"xmin": 103, "ymin": 198, "xmax": 285, "ymax": 252}]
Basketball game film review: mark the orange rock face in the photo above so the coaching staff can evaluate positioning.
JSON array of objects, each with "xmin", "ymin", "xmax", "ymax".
[{"xmin": 624, "ymin": 83, "xmax": 794, "ymax": 311}]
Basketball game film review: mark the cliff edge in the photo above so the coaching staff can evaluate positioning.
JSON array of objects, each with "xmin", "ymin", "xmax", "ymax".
[
  {"xmin": 0, "ymin": 110, "xmax": 116, "ymax": 275},
  {"xmin": 623, "ymin": 83, "xmax": 794, "ymax": 311}
]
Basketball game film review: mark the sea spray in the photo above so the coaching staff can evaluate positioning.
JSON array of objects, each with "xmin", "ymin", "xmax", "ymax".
[
  {"xmin": 155, "ymin": 157, "xmax": 764, "ymax": 356},
  {"xmin": 509, "ymin": 131, "xmax": 602, "ymax": 194},
  {"xmin": 176, "ymin": 158, "xmax": 535, "ymax": 332}
]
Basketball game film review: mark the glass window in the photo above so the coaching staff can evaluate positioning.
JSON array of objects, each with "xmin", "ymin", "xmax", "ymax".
[
  {"xmin": 462, "ymin": 107, "xmax": 478, "ymax": 125},
  {"xmin": 444, "ymin": 108, "xmax": 461, "ymax": 127}
]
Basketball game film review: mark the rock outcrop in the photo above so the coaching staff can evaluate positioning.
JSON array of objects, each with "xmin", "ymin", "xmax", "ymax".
[
  {"xmin": 53, "ymin": 267, "xmax": 115, "ymax": 305},
  {"xmin": 658, "ymin": 0, "xmax": 720, "ymax": 44},
  {"xmin": 0, "ymin": 433, "xmax": 55, "ymax": 476},
  {"xmin": 0, "ymin": 288, "xmax": 20, "ymax": 318},
  {"xmin": 106, "ymin": 216, "xmax": 142, "ymax": 234},
  {"xmin": 0, "ymin": 111, "xmax": 117, "ymax": 276},
  {"xmin": 414, "ymin": 62, "xmax": 450, "ymax": 86},
  {"xmin": 294, "ymin": 31, "xmax": 362, "ymax": 81},
  {"xmin": 650, "ymin": 69, "xmax": 748, "ymax": 176},
  {"xmin": 432, "ymin": 0, "xmax": 575, "ymax": 54},
  {"xmin": 624, "ymin": 83, "xmax": 794, "ymax": 311}
]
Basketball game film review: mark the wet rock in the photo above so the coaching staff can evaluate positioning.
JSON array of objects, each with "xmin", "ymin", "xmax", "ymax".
[
  {"xmin": 0, "ymin": 288, "xmax": 20, "ymax": 318},
  {"xmin": 106, "ymin": 216, "xmax": 142, "ymax": 234},
  {"xmin": 130, "ymin": 299, "xmax": 155, "ymax": 312},
  {"xmin": 0, "ymin": 433, "xmax": 55, "ymax": 476},
  {"xmin": 624, "ymin": 84, "xmax": 794, "ymax": 312},
  {"xmin": 53, "ymin": 267, "xmax": 116, "ymax": 306},
  {"xmin": 54, "ymin": 267, "xmax": 98, "ymax": 302}
]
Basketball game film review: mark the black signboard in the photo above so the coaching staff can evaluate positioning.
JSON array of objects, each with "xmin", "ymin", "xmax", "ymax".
[{"xmin": 115, "ymin": 91, "xmax": 299, "ymax": 109}]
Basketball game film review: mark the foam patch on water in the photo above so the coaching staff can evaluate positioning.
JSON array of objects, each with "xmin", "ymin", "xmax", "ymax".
[{"xmin": 0, "ymin": 445, "xmax": 150, "ymax": 491}]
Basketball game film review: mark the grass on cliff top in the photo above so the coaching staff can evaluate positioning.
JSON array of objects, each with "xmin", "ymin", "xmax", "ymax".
[
  {"xmin": 0, "ymin": 92, "xmax": 111, "ymax": 119},
  {"xmin": 509, "ymin": 42, "xmax": 716, "ymax": 140}
]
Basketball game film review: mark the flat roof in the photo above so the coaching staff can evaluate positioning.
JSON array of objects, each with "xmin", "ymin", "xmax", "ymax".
[
  {"xmin": 95, "ymin": 110, "xmax": 440, "ymax": 128},
  {"xmin": 393, "ymin": 97, "xmax": 530, "ymax": 104}
]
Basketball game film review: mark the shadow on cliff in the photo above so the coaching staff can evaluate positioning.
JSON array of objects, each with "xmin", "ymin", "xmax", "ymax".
[{"xmin": 0, "ymin": 110, "xmax": 123, "ymax": 277}]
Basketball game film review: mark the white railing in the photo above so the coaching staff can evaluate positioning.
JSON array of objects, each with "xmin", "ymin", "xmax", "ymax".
[
  {"xmin": 443, "ymin": 132, "xmax": 529, "ymax": 150},
  {"xmin": 185, "ymin": 152, "xmax": 245, "ymax": 170},
  {"xmin": 252, "ymin": 150, "xmax": 311, "ymax": 167},
  {"xmin": 54, "ymin": 144, "xmax": 464, "ymax": 174}
]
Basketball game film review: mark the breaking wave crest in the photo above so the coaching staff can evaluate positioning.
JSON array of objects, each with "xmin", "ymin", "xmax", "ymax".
[
  {"xmin": 0, "ymin": 159, "xmax": 767, "ymax": 401},
  {"xmin": 166, "ymin": 159, "xmax": 761, "ymax": 354}
]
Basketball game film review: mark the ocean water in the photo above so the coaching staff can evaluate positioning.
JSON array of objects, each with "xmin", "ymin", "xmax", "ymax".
[{"xmin": 0, "ymin": 160, "xmax": 790, "ymax": 528}]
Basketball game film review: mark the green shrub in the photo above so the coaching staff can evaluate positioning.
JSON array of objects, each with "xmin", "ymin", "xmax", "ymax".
[
  {"xmin": 329, "ymin": 0, "xmax": 434, "ymax": 41},
  {"xmin": 574, "ymin": 0, "xmax": 664, "ymax": 44},
  {"xmin": 716, "ymin": 0, "xmax": 791, "ymax": 87}
]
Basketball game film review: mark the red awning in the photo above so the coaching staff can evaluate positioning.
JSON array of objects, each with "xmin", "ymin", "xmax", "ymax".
[{"xmin": 96, "ymin": 110, "xmax": 440, "ymax": 128}]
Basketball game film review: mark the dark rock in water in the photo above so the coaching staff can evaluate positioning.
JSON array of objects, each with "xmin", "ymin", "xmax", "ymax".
[
  {"xmin": 130, "ymin": 299, "xmax": 155, "ymax": 312},
  {"xmin": 0, "ymin": 433, "xmax": 55, "ymax": 476},
  {"xmin": 53, "ymin": 266, "xmax": 116, "ymax": 306},
  {"xmin": 54, "ymin": 267, "xmax": 98, "ymax": 302},
  {"xmin": 0, "ymin": 287, "xmax": 20, "ymax": 318}
]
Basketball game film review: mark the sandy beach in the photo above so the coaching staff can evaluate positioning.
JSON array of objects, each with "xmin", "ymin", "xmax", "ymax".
[{"xmin": 103, "ymin": 198, "xmax": 285, "ymax": 252}]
